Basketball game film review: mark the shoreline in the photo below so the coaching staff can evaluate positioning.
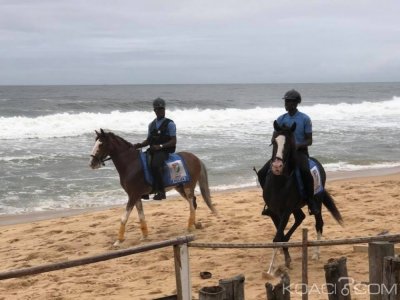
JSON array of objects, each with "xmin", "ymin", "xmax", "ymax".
[{"xmin": 1, "ymin": 166, "xmax": 400, "ymax": 226}]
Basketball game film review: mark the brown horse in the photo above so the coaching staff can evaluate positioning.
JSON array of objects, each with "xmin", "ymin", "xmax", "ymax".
[{"xmin": 89, "ymin": 129, "xmax": 217, "ymax": 246}]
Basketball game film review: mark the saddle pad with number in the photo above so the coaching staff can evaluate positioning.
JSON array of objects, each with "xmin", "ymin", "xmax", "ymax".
[
  {"xmin": 139, "ymin": 152, "xmax": 191, "ymax": 187},
  {"xmin": 295, "ymin": 158, "xmax": 324, "ymax": 196}
]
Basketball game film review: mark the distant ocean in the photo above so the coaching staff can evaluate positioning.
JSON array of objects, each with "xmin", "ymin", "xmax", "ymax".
[{"xmin": 1, "ymin": 82, "xmax": 400, "ymax": 215}]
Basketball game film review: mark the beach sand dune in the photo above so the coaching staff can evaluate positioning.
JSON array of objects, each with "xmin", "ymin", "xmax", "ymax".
[{"xmin": 0, "ymin": 173, "xmax": 399, "ymax": 299}]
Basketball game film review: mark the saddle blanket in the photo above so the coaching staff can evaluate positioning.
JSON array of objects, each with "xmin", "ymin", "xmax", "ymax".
[
  {"xmin": 139, "ymin": 152, "xmax": 191, "ymax": 187},
  {"xmin": 295, "ymin": 158, "xmax": 324, "ymax": 196}
]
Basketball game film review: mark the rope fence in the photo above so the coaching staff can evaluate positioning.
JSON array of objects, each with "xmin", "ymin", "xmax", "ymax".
[{"xmin": 188, "ymin": 233, "xmax": 400, "ymax": 249}]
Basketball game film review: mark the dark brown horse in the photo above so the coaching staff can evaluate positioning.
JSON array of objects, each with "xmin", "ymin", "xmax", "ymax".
[
  {"xmin": 260, "ymin": 121, "xmax": 343, "ymax": 269},
  {"xmin": 89, "ymin": 129, "xmax": 217, "ymax": 246}
]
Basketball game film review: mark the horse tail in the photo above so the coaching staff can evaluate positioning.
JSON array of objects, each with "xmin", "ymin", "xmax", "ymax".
[
  {"xmin": 320, "ymin": 190, "xmax": 344, "ymax": 226},
  {"xmin": 199, "ymin": 160, "xmax": 217, "ymax": 215}
]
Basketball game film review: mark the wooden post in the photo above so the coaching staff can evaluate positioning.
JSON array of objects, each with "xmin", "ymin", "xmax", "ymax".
[
  {"xmin": 382, "ymin": 256, "xmax": 400, "ymax": 300},
  {"xmin": 173, "ymin": 243, "xmax": 191, "ymax": 300},
  {"xmin": 302, "ymin": 228, "xmax": 308, "ymax": 300},
  {"xmin": 219, "ymin": 274, "xmax": 245, "ymax": 300},
  {"xmin": 324, "ymin": 257, "xmax": 351, "ymax": 300},
  {"xmin": 266, "ymin": 271, "xmax": 290, "ymax": 300},
  {"xmin": 199, "ymin": 286, "xmax": 225, "ymax": 300},
  {"xmin": 369, "ymin": 242, "xmax": 395, "ymax": 300}
]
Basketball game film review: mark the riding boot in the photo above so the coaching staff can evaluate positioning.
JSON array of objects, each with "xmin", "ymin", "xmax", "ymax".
[
  {"xmin": 153, "ymin": 167, "xmax": 166, "ymax": 200},
  {"xmin": 153, "ymin": 191, "xmax": 166, "ymax": 200},
  {"xmin": 307, "ymin": 198, "xmax": 320, "ymax": 215},
  {"xmin": 261, "ymin": 204, "xmax": 272, "ymax": 216}
]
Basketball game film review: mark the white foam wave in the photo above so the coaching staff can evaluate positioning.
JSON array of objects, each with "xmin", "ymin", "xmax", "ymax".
[
  {"xmin": 324, "ymin": 161, "xmax": 400, "ymax": 172},
  {"xmin": 1, "ymin": 97, "xmax": 399, "ymax": 140}
]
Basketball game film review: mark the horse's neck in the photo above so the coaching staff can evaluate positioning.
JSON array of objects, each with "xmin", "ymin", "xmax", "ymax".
[{"xmin": 109, "ymin": 140, "xmax": 139, "ymax": 174}]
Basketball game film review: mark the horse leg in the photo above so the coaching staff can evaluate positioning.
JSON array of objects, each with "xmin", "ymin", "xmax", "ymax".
[
  {"xmin": 273, "ymin": 211, "xmax": 292, "ymax": 268},
  {"xmin": 183, "ymin": 187, "xmax": 197, "ymax": 232},
  {"xmin": 283, "ymin": 209, "xmax": 306, "ymax": 242},
  {"xmin": 114, "ymin": 196, "xmax": 145, "ymax": 246},
  {"xmin": 114, "ymin": 202, "xmax": 133, "ymax": 246},
  {"xmin": 267, "ymin": 214, "xmax": 281, "ymax": 274},
  {"xmin": 135, "ymin": 199, "xmax": 148, "ymax": 240},
  {"xmin": 312, "ymin": 211, "xmax": 324, "ymax": 260}
]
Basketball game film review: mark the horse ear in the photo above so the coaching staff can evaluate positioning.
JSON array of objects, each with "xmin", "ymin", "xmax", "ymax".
[
  {"xmin": 273, "ymin": 120, "xmax": 281, "ymax": 132},
  {"xmin": 95, "ymin": 130, "xmax": 100, "ymax": 136},
  {"xmin": 100, "ymin": 128, "xmax": 105, "ymax": 136},
  {"xmin": 290, "ymin": 122, "xmax": 297, "ymax": 132}
]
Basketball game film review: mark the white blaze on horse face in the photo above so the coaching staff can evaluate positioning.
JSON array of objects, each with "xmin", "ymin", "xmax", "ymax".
[
  {"xmin": 275, "ymin": 135, "xmax": 286, "ymax": 160},
  {"xmin": 271, "ymin": 135, "xmax": 286, "ymax": 175},
  {"xmin": 89, "ymin": 140, "xmax": 102, "ymax": 169}
]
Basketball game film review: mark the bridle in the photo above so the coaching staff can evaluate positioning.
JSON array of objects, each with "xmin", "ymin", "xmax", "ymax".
[{"xmin": 90, "ymin": 154, "xmax": 111, "ymax": 166}]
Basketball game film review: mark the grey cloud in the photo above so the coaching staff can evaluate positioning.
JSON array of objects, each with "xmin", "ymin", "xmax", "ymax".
[{"xmin": 1, "ymin": 0, "xmax": 399, "ymax": 84}]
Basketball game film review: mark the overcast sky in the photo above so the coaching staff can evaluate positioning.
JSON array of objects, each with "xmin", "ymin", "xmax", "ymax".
[{"xmin": 1, "ymin": 0, "xmax": 400, "ymax": 85}]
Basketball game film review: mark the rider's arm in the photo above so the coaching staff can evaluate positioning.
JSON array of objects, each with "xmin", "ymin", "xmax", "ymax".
[
  {"xmin": 297, "ymin": 132, "xmax": 312, "ymax": 150},
  {"xmin": 161, "ymin": 122, "xmax": 177, "ymax": 149},
  {"xmin": 161, "ymin": 136, "xmax": 176, "ymax": 149},
  {"xmin": 134, "ymin": 139, "xmax": 149, "ymax": 149}
]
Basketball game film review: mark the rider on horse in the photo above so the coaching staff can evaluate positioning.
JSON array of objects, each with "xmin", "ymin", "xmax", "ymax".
[
  {"xmin": 134, "ymin": 98, "xmax": 177, "ymax": 200},
  {"xmin": 259, "ymin": 89, "xmax": 320, "ymax": 215},
  {"xmin": 275, "ymin": 89, "xmax": 319, "ymax": 215}
]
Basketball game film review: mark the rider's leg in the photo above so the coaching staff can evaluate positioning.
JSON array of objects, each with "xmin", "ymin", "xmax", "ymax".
[
  {"xmin": 259, "ymin": 159, "xmax": 273, "ymax": 216},
  {"xmin": 257, "ymin": 159, "xmax": 271, "ymax": 188},
  {"xmin": 151, "ymin": 151, "xmax": 168, "ymax": 200},
  {"xmin": 297, "ymin": 151, "xmax": 319, "ymax": 215}
]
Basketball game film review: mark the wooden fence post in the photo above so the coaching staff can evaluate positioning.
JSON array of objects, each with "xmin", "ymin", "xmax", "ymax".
[
  {"xmin": 173, "ymin": 243, "xmax": 191, "ymax": 300},
  {"xmin": 199, "ymin": 286, "xmax": 225, "ymax": 300},
  {"xmin": 302, "ymin": 228, "xmax": 308, "ymax": 300},
  {"xmin": 266, "ymin": 271, "xmax": 290, "ymax": 300},
  {"xmin": 324, "ymin": 257, "xmax": 351, "ymax": 300},
  {"xmin": 369, "ymin": 242, "xmax": 395, "ymax": 300},
  {"xmin": 218, "ymin": 274, "xmax": 245, "ymax": 300},
  {"xmin": 382, "ymin": 256, "xmax": 400, "ymax": 300}
]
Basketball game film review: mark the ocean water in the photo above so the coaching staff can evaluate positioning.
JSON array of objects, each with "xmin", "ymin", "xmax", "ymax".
[{"xmin": 1, "ymin": 82, "xmax": 400, "ymax": 215}]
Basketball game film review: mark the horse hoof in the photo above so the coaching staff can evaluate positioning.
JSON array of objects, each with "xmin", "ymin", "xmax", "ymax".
[
  {"xmin": 113, "ymin": 240, "xmax": 122, "ymax": 247},
  {"xmin": 262, "ymin": 271, "xmax": 277, "ymax": 280},
  {"xmin": 195, "ymin": 222, "xmax": 203, "ymax": 229},
  {"xmin": 187, "ymin": 226, "xmax": 196, "ymax": 233},
  {"xmin": 312, "ymin": 253, "xmax": 320, "ymax": 260}
]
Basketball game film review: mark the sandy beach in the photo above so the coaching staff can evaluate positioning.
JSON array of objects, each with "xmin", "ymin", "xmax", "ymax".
[{"xmin": 1, "ymin": 170, "xmax": 400, "ymax": 300}]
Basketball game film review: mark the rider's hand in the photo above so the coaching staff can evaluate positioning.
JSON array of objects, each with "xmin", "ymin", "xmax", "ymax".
[
  {"xmin": 133, "ymin": 143, "xmax": 142, "ymax": 149},
  {"xmin": 150, "ymin": 145, "xmax": 161, "ymax": 151}
]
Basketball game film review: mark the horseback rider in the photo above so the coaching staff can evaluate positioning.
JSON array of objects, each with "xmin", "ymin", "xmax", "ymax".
[
  {"xmin": 259, "ymin": 89, "xmax": 319, "ymax": 215},
  {"xmin": 134, "ymin": 98, "xmax": 177, "ymax": 200}
]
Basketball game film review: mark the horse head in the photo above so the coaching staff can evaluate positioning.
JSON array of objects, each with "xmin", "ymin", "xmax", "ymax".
[
  {"xmin": 89, "ymin": 129, "xmax": 111, "ymax": 169},
  {"xmin": 271, "ymin": 120, "xmax": 297, "ymax": 176}
]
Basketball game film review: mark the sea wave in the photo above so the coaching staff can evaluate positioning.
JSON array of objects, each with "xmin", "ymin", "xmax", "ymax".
[{"xmin": 0, "ymin": 97, "xmax": 399, "ymax": 140}]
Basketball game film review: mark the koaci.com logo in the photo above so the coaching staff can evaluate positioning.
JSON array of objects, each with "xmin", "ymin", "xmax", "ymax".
[{"xmin": 282, "ymin": 277, "xmax": 398, "ymax": 295}]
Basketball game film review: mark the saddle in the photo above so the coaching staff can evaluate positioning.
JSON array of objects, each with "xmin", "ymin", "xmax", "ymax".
[
  {"xmin": 295, "ymin": 158, "xmax": 324, "ymax": 197},
  {"xmin": 139, "ymin": 151, "xmax": 191, "ymax": 187}
]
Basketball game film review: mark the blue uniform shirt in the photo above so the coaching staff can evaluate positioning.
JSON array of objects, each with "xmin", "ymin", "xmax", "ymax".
[
  {"xmin": 276, "ymin": 111, "xmax": 312, "ymax": 146},
  {"xmin": 147, "ymin": 118, "xmax": 176, "ymax": 139}
]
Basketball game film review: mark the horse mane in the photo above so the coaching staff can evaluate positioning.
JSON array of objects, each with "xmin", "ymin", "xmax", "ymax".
[{"xmin": 106, "ymin": 131, "xmax": 134, "ymax": 149}]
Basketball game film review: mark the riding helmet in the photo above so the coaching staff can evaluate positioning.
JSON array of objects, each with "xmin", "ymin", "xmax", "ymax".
[
  {"xmin": 153, "ymin": 97, "xmax": 166, "ymax": 109},
  {"xmin": 282, "ymin": 89, "xmax": 302, "ymax": 103}
]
